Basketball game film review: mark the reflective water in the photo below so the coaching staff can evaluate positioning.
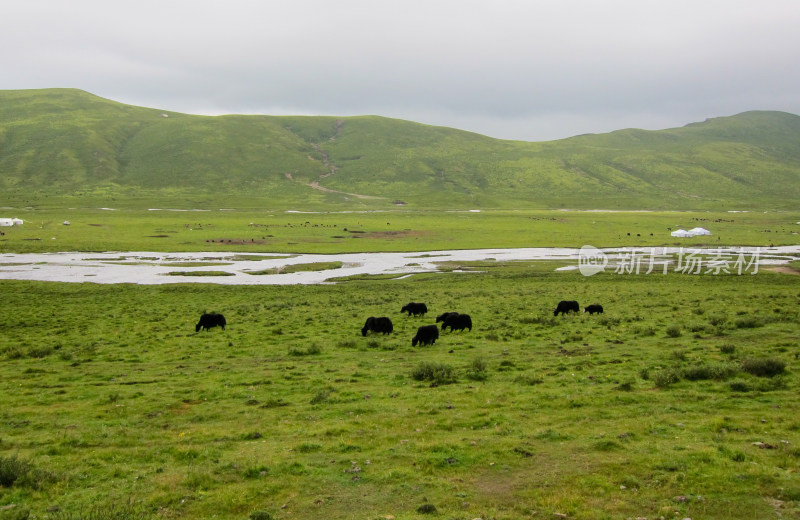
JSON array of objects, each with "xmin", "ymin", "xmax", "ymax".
[{"xmin": 0, "ymin": 246, "xmax": 797, "ymax": 285}]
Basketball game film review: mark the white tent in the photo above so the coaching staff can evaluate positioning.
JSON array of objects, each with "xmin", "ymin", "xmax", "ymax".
[
  {"xmin": 671, "ymin": 227, "xmax": 711, "ymax": 238},
  {"xmin": 688, "ymin": 227, "xmax": 711, "ymax": 236},
  {"xmin": 0, "ymin": 218, "xmax": 22, "ymax": 227}
]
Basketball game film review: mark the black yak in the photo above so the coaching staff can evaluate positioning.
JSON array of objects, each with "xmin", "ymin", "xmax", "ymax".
[
  {"xmin": 361, "ymin": 316, "xmax": 394, "ymax": 336},
  {"xmin": 412, "ymin": 324, "xmax": 439, "ymax": 346},
  {"xmin": 553, "ymin": 300, "xmax": 580, "ymax": 316},
  {"xmin": 196, "ymin": 312, "xmax": 226, "ymax": 332},
  {"xmin": 435, "ymin": 312, "xmax": 459, "ymax": 323},
  {"xmin": 401, "ymin": 302, "xmax": 428, "ymax": 317},
  {"xmin": 584, "ymin": 304, "xmax": 604, "ymax": 315},
  {"xmin": 441, "ymin": 313, "xmax": 472, "ymax": 332}
]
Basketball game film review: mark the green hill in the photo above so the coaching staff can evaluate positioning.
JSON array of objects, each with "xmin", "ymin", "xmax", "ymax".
[{"xmin": 1, "ymin": 88, "xmax": 799, "ymax": 209}]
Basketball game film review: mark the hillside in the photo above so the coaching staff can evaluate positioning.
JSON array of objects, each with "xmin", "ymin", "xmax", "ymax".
[{"xmin": 1, "ymin": 88, "xmax": 799, "ymax": 209}]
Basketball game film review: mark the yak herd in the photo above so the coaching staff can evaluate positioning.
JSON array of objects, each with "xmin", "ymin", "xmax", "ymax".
[{"xmin": 195, "ymin": 300, "xmax": 603, "ymax": 346}]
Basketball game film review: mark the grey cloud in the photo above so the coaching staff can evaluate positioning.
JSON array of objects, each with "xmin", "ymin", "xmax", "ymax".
[{"xmin": 2, "ymin": 0, "xmax": 799, "ymax": 141}]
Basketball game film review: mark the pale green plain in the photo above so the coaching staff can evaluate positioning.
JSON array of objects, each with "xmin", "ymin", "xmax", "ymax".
[{"xmin": 1, "ymin": 207, "xmax": 798, "ymax": 254}]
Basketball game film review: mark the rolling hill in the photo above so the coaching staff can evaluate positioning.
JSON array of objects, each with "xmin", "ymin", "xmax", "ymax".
[{"xmin": 1, "ymin": 88, "xmax": 799, "ymax": 209}]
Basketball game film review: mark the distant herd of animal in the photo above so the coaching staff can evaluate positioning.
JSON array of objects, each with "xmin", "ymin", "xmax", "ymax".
[{"xmin": 194, "ymin": 300, "xmax": 603, "ymax": 345}]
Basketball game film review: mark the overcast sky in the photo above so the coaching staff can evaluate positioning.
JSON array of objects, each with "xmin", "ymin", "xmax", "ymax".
[{"xmin": 2, "ymin": 1, "xmax": 799, "ymax": 141}]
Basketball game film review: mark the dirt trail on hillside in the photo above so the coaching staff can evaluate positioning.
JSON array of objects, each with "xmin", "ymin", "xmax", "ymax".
[
  {"xmin": 315, "ymin": 119, "xmax": 343, "ymax": 179},
  {"xmin": 285, "ymin": 121, "xmax": 385, "ymax": 200},
  {"xmin": 307, "ymin": 180, "xmax": 384, "ymax": 199}
]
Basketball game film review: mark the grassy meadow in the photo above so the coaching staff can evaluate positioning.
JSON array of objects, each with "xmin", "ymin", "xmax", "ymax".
[
  {"xmin": 1, "ymin": 207, "xmax": 798, "ymax": 254},
  {"xmin": 1, "ymin": 263, "xmax": 799, "ymax": 519},
  {"xmin": 2, "ymin": 88, "xmax": 800, "ymax": 519}
]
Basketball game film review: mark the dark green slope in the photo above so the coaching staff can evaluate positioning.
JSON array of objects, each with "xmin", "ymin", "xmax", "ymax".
[
  {"xmin": 541, "ymin": 111, "xmax": 800, "ymax": 207},
  {"xmin": 317, "ymin": 110, "xmax": 800, "ymax": 208},
  {"xmin": 1, "ymin": 88, "xmax": 798, "ymax": 209}
]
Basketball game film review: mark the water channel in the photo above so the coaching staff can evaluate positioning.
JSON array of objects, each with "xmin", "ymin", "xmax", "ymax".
[{"xmin": 1, "ymin": 246, "xmax": 797, "ymax": 285}]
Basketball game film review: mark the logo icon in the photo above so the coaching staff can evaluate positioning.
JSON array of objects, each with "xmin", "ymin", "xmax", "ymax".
[{"xmin": 578, "ymin": 245, "xmax": 608, "ymax": 276}]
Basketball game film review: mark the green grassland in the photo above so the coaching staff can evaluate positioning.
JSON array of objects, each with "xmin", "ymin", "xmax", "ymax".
[
  {"xmin": 2, "ymin": 87, "xmax": 800, "ymax": 520},
  {"xmin": 1, "ymin": 89, "xmax": 800, "ymax": 211},
  {"xmin": 1, "ymin": 265, "xmax": 799, "ymax": 519},
  {"xmin": 1, "ymin": 208, "xmax": 798, "ymax": 254}
]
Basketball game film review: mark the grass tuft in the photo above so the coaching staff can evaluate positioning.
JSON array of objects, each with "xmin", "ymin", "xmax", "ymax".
[
  {"xmin": 665, "ymin": 324, "xmax": 682, "ymax": 338},
  {"xmin": 411, "ymin": 362, "xmax": 457, "ymax": 385},
  {"xmin": 288, "ymin": 343, "xmax": 322, "ymax": 356},
  {"xmin": 465, "ymin": 357, "xmax": 489, "ymax": 381},
  {"xmin": 0, "ymin": 455, "xmax": 55, "ymax": 490}
]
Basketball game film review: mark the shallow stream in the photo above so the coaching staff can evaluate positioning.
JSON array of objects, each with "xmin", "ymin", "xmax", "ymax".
[{"xmin": 0, "ymin": 246, "xmax": 797, "ymax": 285}]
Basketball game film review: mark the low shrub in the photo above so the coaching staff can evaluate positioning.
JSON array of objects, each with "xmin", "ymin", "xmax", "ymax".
[
  {"xmin": 243, "ymin": 466, "xmax": 270, "ymax": 479},
  {"xmin": 412, "ymin": 362, "xmax": 457, "ymax": 385},
  {"xmin": 742, "ymin": 358, "xmax": 786, "ymax": 378},
  {"xmin": 735, "ymin": 317, "xmax": 764, "ymax": 329},
  {"xmin": 614, "ymin": 381, "xmax": 634, "ymax": 391},
  {"xmin": 708, "ymin": 314, "xmax": 728, "ymax": 327},
  {"xmin": 653, "ymin": 369, "xmax": 680, "ymax": 388},
  {"xmin": 466, "ymin": 357, "xmax": 488, "ymax": 381},
  {"xmin": 681, "ymin": 362, "xmax": 739, "ymax": 381},
  {"xmin": 619, "ymin": 475, "xmax": 643, "ymax": 489},
  {"xmin": 310, "ymin": 387, "xmax": 335, "ymax": 404},
  {"xmin": 498, "ymin": 359, "xmax": 516, "ymax": 371},
  {"xmin": 520, "ymin": 315, "xmax": 555, "ymax": 326},
  {"xmin": 634, "ymin": 325, "xmax": 656, "ymax": 337},
  {"xmin": 27, "ymin": 346, "xmax": 54, "ymax": 358},
  {"xmin": 4, "ymin": 347, "xmax": 25, "ymax": 360},
  {"xmin": 671, "ymin": 350, "xmax": 688, "ymax": 362},
  {"xmin": 665, "ymin": 325, "xmax": 682, "ymax": 338},
  {"xmin": 534, "ymin": 429, "xmax": 572, "ymax": 441},
  {"xmin": 756, "ymin": 377, "xmax": 787, "ymax": 391},
  {"xmin": 593, "ymin": 440, "xmax": 623, "ymax": 451},
  {"xmin": 514, "ymin": 374, "xmax": 543, "ymax": 386},
  {"xmin": 0, "ymin": 506, "xmax": 30, "ymax": 520},
  {"xmin": 560, "ymin": 333, "xmax": 583, "ymax": 343},
  {"xmin": 598, "ymin": 316, "xmax": 622, "ymax": 327},
  {"xmin": 0, "ymin": 455, "xmax": 54, "ymax": 489},
  {"xmin": 687, "ymin": 322, "xmax": 707, "ymax": 333},
  {"xmin": 729, "ymin": 380, "xmax": 752, "ymax": 392},
  {"xmin": 719, "ymin": 344, "xmax": 736, "ymax": 355},
  {"xmin": 260, "ymin": 397, "xmax": 288, "ymax": 409},
  {"xmin": 780, "ymin": 487, "xmax": 800, "ymax": 501},
  {"xmin": 288, "ymin": 344, "xmax": 322, "ymax": 356}
]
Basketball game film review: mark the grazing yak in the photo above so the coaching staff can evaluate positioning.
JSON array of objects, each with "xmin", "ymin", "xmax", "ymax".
[
  {"xmin": 553, "ymin": 300, "xmax": 580, "ymax": 316},
  {"xmin": 436, "ymin": 311, "xmax": 459, "ymax": 323},
  {"xmin": 412, "ymin": 324, "xmax": 439, "ymax": 346},
  {"xmin": 584, "ymin": 304, "xmax": 604, "ymax": 315},
  {"xmin": 441, "ymin": 313, "xmax": 472, "ymax": 332},
  {"xmin": 401, "ymin": 302, "xmax": 428, "ymax": 317},
  {"xmin": 196, "ymin": 312, "xmax": 226, "ymax": 332},
  {"xmin": 361, "ymin": 316, "xmax": 394, "ymax": 336}
]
